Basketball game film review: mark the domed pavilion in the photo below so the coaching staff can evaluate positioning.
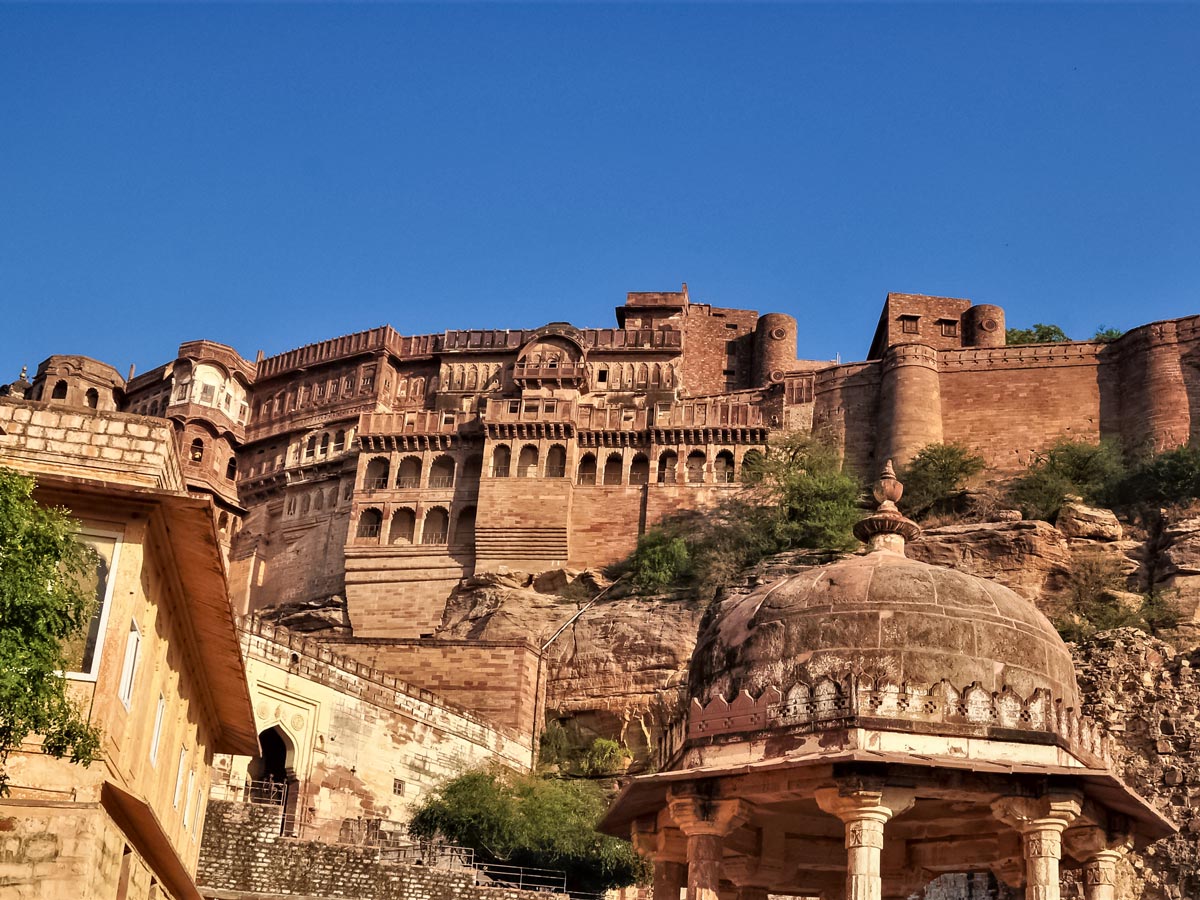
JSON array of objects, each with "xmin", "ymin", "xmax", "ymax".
[{"xmin": 600, "ymin": 463, "xmax": 1175, "ymax": 900}]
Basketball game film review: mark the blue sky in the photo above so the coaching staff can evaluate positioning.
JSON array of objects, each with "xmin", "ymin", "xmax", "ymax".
[{"xmin": 2, "ymin": 4, "xmax": 1198, "ymax": 376}]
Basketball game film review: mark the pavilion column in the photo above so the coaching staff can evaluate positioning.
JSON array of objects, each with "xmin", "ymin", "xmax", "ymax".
[
  {"xmin": 631, "ymin": 821, "xmax": 687, "ymax": 900},
  {"xmin": 1064, "ymin": 825, "xmax": 1131, "ymax": 900},
  {"xmin": 666, "ymin": 790, "xmax": 751, "ymax": 900},
  {"xmin": 654, "ymin": 861, "xmax": 687, "ymax": 900},
  {"xmin": 992, "ymin": 793, "xmax": 1082, "ymax": 900},
  {"xmin": 736, "ymin": 884, "xmax": 768, "ymax": 900},
  {"xmin": 815, "ymin": 787, "xmax": 915, "ymax": 900}
]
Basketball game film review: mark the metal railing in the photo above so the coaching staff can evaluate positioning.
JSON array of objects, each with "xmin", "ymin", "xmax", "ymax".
[
  {"xmin": 209, "ymin": 778, "xmax": 287, "ymax": 806},
  {"xmin": 492, "ymin": 466, "xmax": 510, "ymax": 477},
  {"xmin": 357, "ymin": 525, "xmax": 381, "ymax": 539},
  {"xmin": 365, "ymin": 477, "xmax": 390, "ymax": 490},
  {"xmin": 396, "ymin": 476, "xmax": 421, "ymax": 488},
  {"xmin": 421, "ymin": 531, "xmax": 448, "ymax": 545},
  {"xmin": 428, "ymin": 475, "xmax": 455, "ymax": 488},
  {"xmin": 474, "ymin": 861, "xmax": 568, "ymax": 894},
  {"xmin": 544, "ymin": 466, "xmax": 566, "ymax": 478}
]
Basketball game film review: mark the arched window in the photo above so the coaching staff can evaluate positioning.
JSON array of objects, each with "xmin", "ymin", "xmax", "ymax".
[
  {"xmin": 603, "ymin": 453, "xmax": 623, "ymax": 485},
  {"xmin": 357, "ymin": 508, "xmax": 383, "ymax": 540},
  {"xmin": 741, "ymin": 449, "xmax": 765, "ymax": 484},
  {"xmin": 421, "ymin": 508, "xmax": 449, "ymax": 545},
  {"xmin": 686, "ymin": 450, "xmax": 706, "ymax": 483},
  {"xmin": 657, "ymin": 450, "xmax": 678, "ymax": 484},
  {"xmin": 577, "ymin": 453, "xmax": 597, "ymax": 485},
  {"xmin": 286, "ymin": 496, "xmax": 296, "ymax": 515},
  {"xmin": 333, "ymin": 430, "xmax": 346, "ymax": 453},
  {"xmin": 714, "ymin": 450, "xmax": 735, "ymax": 483},
  {"xmin": 630, "ymin": 453, "xmax": 650, "ymax": 484},
  {"xmin": 429, "ymin": 455, "xmax": 455, "ymax": 488},
  {"xmin": 84, "ymin": 388, "xmax": 99, "ymax": 409},
  {"xmin": 300, "ymin": 495, "xmax": 311, "ymax": 515},
  {"xmin": 51, "ymin": 380, "xmax": 68, "ymax": 400},
  {"xmin": 364, "ymin": 457, "xmax": 390, "ymax": 491},
  {"xmin": 389, "ymin": 508, "xmax": 416, "ymax": 544},
  {"xmin": 320, "ymin": 433, "xmax": 330, "ymax": 455},
  {"xmin": 305, "ymin": 436, "xmax": 316, "ymax": 460},
  {"xmin": 397, "ymin": 456, "xmax": 422, "ymax": 489},
  {"xmin": 313, "ymin": 490, "xmax": 323, "ymax": 511},
  {"xmin": 452, "ymin": 505, "xmax": 477, "ymax": 548},
  {"xmin": 517, "ymin": 445, "xmax": 539, "ymax": 478},
  {"xmin": 218, "ymin": 512, "xmax": 230, "ymax": 533},
  {"xmin": 545, "ymin": 445, "xmax": 567, "ymax": 478},
  {"xmin": 226, "ymin": 456, "xmax": 238, "ymax": 480},
  {"xmin": 491, "ymin": 445, "xmax": 511, "ymax": 478},
  {"xmin": 190, "ymin": 438, "xmax": 205, "ymax": 463}
]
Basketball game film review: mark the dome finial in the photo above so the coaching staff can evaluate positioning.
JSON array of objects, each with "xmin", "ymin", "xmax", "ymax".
[{"xmin": 853, "ymin": 459, "xmax": 921, "ymax": 554}]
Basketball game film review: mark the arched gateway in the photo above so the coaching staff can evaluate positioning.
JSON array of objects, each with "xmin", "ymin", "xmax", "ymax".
[{"xmin": 600, "ymin": 463, "xmax": 1175, "ymax": 900}]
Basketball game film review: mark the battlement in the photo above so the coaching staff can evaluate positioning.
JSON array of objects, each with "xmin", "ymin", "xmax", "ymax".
[{"xmin": 688, "ymin": 674, "xmax": 1113, "ymax": 770}]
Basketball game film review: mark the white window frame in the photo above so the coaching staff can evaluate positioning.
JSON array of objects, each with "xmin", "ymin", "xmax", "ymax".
[
  {"xmin": 183, "ymin": 770, "xmax": 196, "ymax": 828},
  {"xmin": 117, "ymin": 619, "xmax": 141, "ymax": 708},
  {"xmin": 173, "ymin": 746, "xmax": 188, "ymax": 808},
  {"xmin": 149, "ymin": 694, "xmax": 166, "ymax": 766},
  {"xmin": 65, "ymin": 526, "xmax": 124, "ymax": 682}
]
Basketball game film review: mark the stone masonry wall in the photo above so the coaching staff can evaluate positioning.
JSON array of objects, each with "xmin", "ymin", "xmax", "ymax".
[
  {"xmin": 0, "ymin": 399, "xmax": 184, "ymax": 492},
  {"xmin": 198, "ymin": 800, "xmax": 566, "ymax": 900},
  {"xmin": 321, "ymin": 637, "xmax": 543, "ymax": 739}
]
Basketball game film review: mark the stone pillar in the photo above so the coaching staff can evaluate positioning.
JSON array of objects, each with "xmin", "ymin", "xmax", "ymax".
[
  {"xmin": 1064, "ymin": 825, "xmax": 1131, "ymax": 900},
  {"xmin": 631, "ymin": 821, "xmax": 687, "ymax": 900},
  {"xmin": 992, "ymin": 793, "xmax": 1081, "ymax": 900},
  {"xmin": 654, "ymin": 861, "xmax": 687, "ymax": 900},
  {"xmin": 736, "ymin": 885, "xmax": 768, "ymax": 900},
  {"xmin": 666, "ymin": 790, "xmax": 750, "ymax": 900},
  {"xmin": 815, "ymin": 787, "xmax": 915, "ymax": 900}
]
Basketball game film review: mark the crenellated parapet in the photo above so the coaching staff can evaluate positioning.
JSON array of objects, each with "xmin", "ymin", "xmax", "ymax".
[{"xmin": 686, "ymin": 674, "xmax": 1114, "ymax": 768}]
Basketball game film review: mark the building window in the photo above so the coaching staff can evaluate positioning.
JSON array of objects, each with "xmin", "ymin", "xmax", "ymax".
[
  {"xmin": 393, "ymin": 778, "xmax": 405, "ymax": 796},
  {"xmin": 51, "ymin": 380, "xmax": 68, "ymax": 400},
  {"xmin": 225, "ymin": 456, "xmax": 238, "ymax": 480},
  {"xmin": 173, "ymin": 747, "xmax": 188, "ymax": 808},
  {"xmin": 938, "ymin": 318, "xmax": 959, "ymax": 338},
  {"xmin": 150, "ymin": 694, "xmax": 165, "ymax": 765},
  {"xmin": 899, "ymin": 315, "xmax": 920, "ymax": 335},
  {"xmin": 65, "ymin": 529, "xmax": 122, "ymax": 680},
  {"xmin": 183, "ymin": 770, "xmax": 196, "ymax": 829},
  {"xmin": 190, "ymin": 438, "xmax": 204, "ymax": 463},
  {"xmin": 305, "ymin": 437, "xmax": 316, "ymax": 460},
  {"xmin": 333, "ymin": 430, "xmax": 346, "ymax": 453},
  {"xmin": 117, "ymin": 619, "xmax": 141, "ymax": 708},
  {"xmin": 508, "ymin": 400, "xmax": 520, "ymax": 415},
  {"xmin": 84, "ymin": 388, "xmax": 99, "ymax": 409},
  {"xmin": 199, "ymin": 384, "xmax": 216, "ymax": 404}
]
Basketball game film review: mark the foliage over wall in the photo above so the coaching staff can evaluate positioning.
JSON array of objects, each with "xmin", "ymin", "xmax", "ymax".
[
  {"xmin": 0, "ymin": 467, "xmax": 102, "ymax": 795},
  {"xmin": 897, "ymin": 443, "xmax": 985, "ymax": 521},
  {"xmin": 616, "ymin": 432, "xmax": 860, "ymax": 595},
  {"xmin": 408, "ymin": 767, "xmax": 645, "ymax": 895}
]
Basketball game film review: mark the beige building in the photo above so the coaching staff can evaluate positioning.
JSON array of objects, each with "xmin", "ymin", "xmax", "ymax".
[{"xmin": 0, "ymin": 399, "xmax": 258, "ymax": 900}]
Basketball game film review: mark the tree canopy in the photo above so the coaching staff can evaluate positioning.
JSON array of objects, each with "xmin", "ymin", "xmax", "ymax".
[
  {"xmin": 0, "ymin": 467, "xmax": 102, "ymax": 795},
  {"xmin": 1006, "ymin": 323, "xmax": 1070, "ymax": 345},
  {"xmin": 408, "ymin": 767, "xmax": 645, "ymax": 894}
]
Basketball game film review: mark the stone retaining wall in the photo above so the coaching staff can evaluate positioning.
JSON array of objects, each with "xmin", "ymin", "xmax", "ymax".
[{"xmin": 198, "ymin": 801, "xmax": 565, "ymax": 900}]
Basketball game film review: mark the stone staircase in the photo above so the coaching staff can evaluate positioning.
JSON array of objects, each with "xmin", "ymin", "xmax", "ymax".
[{"xmin": 475, "ymin": 526, "xmax": 570, "ymax": 566}]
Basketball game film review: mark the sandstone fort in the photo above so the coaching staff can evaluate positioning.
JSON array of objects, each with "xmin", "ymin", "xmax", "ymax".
[{"xmin": 3, "ymin": 286, "xmax": 1200, "ymax": 900}]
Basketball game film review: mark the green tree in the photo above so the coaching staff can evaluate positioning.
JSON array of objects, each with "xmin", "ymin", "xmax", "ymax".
[
  {"xmin": 897, "ymin": 443, "xmax": 985, "ymax": 521},
  {"xmin": 747, "ymin": 431, "xmax": 861, "ymax": 552},
  {"xmin": 1093, "ymin": 326, "xmax": 1124, "ymax": 343},
  {"xmin": 0, "ymin": 468, "xmax": 102, "ymax": 795},
  {"xmin": 1006, "ymin": 323, "xmax": 1070, "ymax": 345},
  {"xmin": 618, "ymin": 432, "xmax": 860, "ymax": 595},
  {"xmin": 409, "ymin": 767, "xmax": 645, "ymax": 894},
  {"xmin": 1008, "ymin": 439, "xmax": 1127, "ymax": 521}
]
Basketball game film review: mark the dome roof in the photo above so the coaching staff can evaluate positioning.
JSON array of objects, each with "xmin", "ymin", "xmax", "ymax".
[
  {"xmin": 688, "ymin": 464, "xmax": 1080, "ymax": 715},
  {"xmin": 689, "ymin": 549, "xmax": 1080, "ymax": 710}
]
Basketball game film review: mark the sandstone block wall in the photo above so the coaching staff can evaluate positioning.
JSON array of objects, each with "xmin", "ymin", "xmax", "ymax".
[
  {"xmin": 0, "ymin": 399, "xmax": 183, "ymax": 491},
  {"xmin": 198, "ymin": 800, "xmax": 567, "ymax": 900},
  {"xmin": 214, "ymin": 616, "xmax": 534, "ymax": 839},
  {"xmin": 322, "ymin": 637, "xmax": 543, "ymax": 739}
]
